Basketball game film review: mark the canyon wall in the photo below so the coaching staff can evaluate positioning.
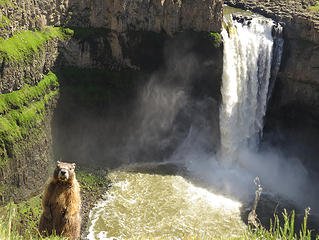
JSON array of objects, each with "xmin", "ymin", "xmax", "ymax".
[
  {"xmin": 0, "ymin": 27, "xmax": 72, "ymax": 202},
  {"xmin": 62, "ymin": 0, "xmax": 223, "ymax": 69},
  {"xmin": 0, "ymin": 0, "xmax": 224, "ymax": 202},
  {"xmin": 0, "ymin": 0, "xmax": 71, "ymax": 202},
  {"xmin": 67, "ymin": 0, "xmax": 222, "ymax": 34},
  {"xmin": 0, "ymin": 0, "xmax": 69, "ymax": 39}
]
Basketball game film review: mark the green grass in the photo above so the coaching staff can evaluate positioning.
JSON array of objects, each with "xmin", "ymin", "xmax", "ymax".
[
  {"xmin": 0, "ymin": 176, "xmax": 318, "ymax": 239},
  {"xmin": 77, "ymin": 169, "xmax": 110, "ymax": 194},
  {"xmin": 0, "ymin": 89, "xmax": 58, "ymax": 158},
  {"xmin": 209, "ymin": 32, "xmax": 222, "ymax": 48},
  {"xmin": 0, "ymin": 72, "xmax": 59, "ymax": 114},
  {"xmin": 0, "ymin": 169, "xmax": 108, "ymax": 239},
  {"xmin": 0, "ymin": 91, "xmax": 55, "ymax": 136},
  {"xmin": 0, "ymin": 15, "xmax": 11, "ymax": 27},
  {"xmin": 0, "ymin": 200, "xmax": 66, "ymax": 239},
  {"xmin": 0, "ymin": 26, "xmax": 73, "ymax": 62},
  {"xmin": 0, "ymin": 72, "xmax": 59, "ymax": 165},
  {"xmin": 245, "ymin": 209, "xmax": 319, "ymax": 240},
  {"xmin": 310, "ymin": 1, "xmax": 319, "ymax": 11},
  {"xmin": 0, "ymin": 0, "xmax": 13, "ymax": 6}
]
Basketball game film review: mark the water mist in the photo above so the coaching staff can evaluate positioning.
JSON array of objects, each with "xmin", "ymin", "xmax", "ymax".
[{"xmin": 174, "ymin": 13, "xmax": 319, "ymax": 215}]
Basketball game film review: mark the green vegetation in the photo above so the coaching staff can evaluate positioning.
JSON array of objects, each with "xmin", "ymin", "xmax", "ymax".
[
  {"xmin": 209, "ymin": 32, "xmax": 222, "ymax": 48},
  {"xmin": 0, "ymin": 15, "xmax": 11, "ymax": 28},
  {"xmin": 223, "ymin": 5, "xmax": 254, "ymax": 16},
  {"xmin": 77, "ymin": 169, "xmax": 109, "ymax": 193},
  {"xmin": 0, "ymin": 169, "xmax": 108, "ymax": 239},
  {"xmin": 0, "ymin": 72, "xmax": 59, "ymax": 114},
  {"xmin": 0, "ymin": 0, "xmax": 13, "ymax": 6},
  {"xmin": 310, "ymin": 1, "xmax": 319, "ymax": 11},
  {"xmin": 0, "ymin": 72, "xmax": 59, "ymax": 165},
  {"xmin": 0, "ymin": 173, "xmax": 318, "ymax": 239},
  {"xmin": 0, "ymin": 89, "xmax": 57, "ymax": 139},
  {"xmin": 0, "ymin": 198, "xmax": 66, "ymax": 239},
  {"xmin": 245, "ymin": 209, "xmax": 319, "ymax": 240},
  {"xmin": 0, "ymin": 26, "xmax": 73, "ymax": 62}
]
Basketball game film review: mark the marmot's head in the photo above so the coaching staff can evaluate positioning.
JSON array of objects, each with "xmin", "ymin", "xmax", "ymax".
[{"xmin": 53, "ymin": 161, "xmax": 76, "ymax": 183}]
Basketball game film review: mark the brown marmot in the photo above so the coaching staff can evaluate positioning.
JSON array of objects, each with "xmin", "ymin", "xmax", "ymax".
[{"xmin": 39, "ymin": 161, "xmax": 81, "ymax": 240}]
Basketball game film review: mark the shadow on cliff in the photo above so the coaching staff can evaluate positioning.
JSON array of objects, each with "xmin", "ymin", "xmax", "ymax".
[{"xmin": 51, "ymin": 31, "xmax": 222, "ymax": 170}]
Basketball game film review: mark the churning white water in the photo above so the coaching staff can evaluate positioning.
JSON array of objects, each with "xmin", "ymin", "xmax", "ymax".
[
  {"xmin": 86, "ymin": 167, "xmax": 246, "ymax": 240},
  {"xmin": 220, "ymin": 15, "xmax": 283, "ymax": 164}
]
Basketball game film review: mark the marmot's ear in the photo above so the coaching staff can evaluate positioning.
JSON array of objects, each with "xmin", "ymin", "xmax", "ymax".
[
  {"xmin": 72, "ymin": 163, "xmax": 76, "ymax": 169},
  {"xmin": 57, "ymin": 161, "xmax": 61, "ymax": 165}
]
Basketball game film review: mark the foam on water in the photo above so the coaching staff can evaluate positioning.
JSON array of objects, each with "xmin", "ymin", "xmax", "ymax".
[{"xmin": 87, "ymin": 169, "xmax": 246, "ymax": 240}]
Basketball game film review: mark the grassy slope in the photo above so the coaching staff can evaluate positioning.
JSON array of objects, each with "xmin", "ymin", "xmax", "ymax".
[
  {"xmin": 0, "ymin": 26, "xmax": 73, "ymax": 62},
  {"xmin": 310, "ymin": 1, "xmax": 319, "ymax": 11},
  {"xmin": 0, "ymin": 26, "xmax": 73, "ymax": 167},
  {"xmin": 0, "ymin": 72, "xmax": 59, "ymax": 167}
]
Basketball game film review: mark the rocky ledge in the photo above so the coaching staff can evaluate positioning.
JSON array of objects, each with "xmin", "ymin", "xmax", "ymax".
[
  {"xmin": 224, "ymin": 0, "xmax": 319, "ymax": 41},
  {"xmin": 68, "ymin": 0, "xmax": 223, "ymax": 35}
]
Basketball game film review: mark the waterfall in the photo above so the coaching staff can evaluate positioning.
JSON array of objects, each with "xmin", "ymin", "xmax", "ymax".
[{"xmin": 219, "ymin": 14, "xmax": 283, "ymax": 164}]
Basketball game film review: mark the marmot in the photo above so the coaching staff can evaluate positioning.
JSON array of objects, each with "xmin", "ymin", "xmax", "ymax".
[{"xmin": 39, "ymin": 161, "xmax": 81, "ymax": 240}]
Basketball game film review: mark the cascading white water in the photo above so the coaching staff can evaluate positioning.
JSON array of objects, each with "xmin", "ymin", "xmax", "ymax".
[{"xmin": 220, "ymin": 14, "xmax": 283, "ymax": 164}]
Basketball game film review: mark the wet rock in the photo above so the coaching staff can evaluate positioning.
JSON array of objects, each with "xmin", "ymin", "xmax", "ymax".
[{"xmin": 232, "ymin": 14, "xmax": 253, "ymax": 25}]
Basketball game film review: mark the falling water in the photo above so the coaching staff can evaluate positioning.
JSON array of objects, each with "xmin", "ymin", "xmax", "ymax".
[{"xmin": 220, "ymin": 14, "xmax": 283, "ymax": 164}]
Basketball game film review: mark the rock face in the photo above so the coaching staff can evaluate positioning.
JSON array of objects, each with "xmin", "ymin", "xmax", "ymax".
[
  {"xmin": 225, "ymin": 0, "xmax": 319, "ymax": 121},
  {"xmin": 0, "ymin": 31, "xmax": 64, "ymax": 201},
  {"xmin": 0, "ymin": 7, "xmax": 71, "ymax": 202},
  {"xmin": 61, "ymin": 0, "xmax": 223, "ymax": 69},
  {"xmin": 224, "ymin": 0, "xmax": 319, "ymax": 41},
  {"xmin": 0, "ymin": 0, "xmax": 70, "ymax": 39},
  {"xmin": 0, "ymin": 38, "xmax": 60, "ymax": 93},
  {"xmin": 68, "ymin": 0, "xmax": 222, "ymax": 35},
  {"xmin": 0, "ymin": 96, "xmax": 58, "ymax": 202},
  {"xmin": 0, "ymin": 0, "xmax": 224, "ymax": 203}
]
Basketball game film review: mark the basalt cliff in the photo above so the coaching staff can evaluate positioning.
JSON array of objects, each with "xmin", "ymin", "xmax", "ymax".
[{"xmin": 0, "ymin": 0, "xmax": 223, "ymax": 202}]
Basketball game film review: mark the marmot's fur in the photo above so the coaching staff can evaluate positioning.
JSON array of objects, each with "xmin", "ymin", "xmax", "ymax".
[{"xmin": 39, "ymin": 161, "xmax": 81, "ymax": 240}]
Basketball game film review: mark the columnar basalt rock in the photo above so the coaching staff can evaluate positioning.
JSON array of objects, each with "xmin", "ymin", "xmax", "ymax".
[
  {"xmin": 67, "ymin": 0, "xmax": 223, "ymax": 35},
  {"xmin": 0, "ymin": 0, "xmax": 70, "ymax": 39},
  {"xmin": 0, "ymin": 94, "xmax": 58, "ymax": 202},
  {"xmin": 0, "ymin": 5, "xmax": 71, "ymax": 202},
  {"xmin": 62, "ymin": 0, "xmax": 223, "ymax": 68},
  {"xmin": 0, "ymin": 38, "xmax": 60, "ymax": 93}
]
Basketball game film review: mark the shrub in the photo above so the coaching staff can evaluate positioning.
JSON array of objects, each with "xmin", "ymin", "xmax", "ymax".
[{"xmin": 209, "ymin": 32, "xmax": 222, "ymax": 48}]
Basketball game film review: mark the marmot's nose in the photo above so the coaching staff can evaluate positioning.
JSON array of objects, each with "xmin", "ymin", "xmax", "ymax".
[{"xmin": 61, "ymin": 170, "xmax": 66, "ymax": 175}]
